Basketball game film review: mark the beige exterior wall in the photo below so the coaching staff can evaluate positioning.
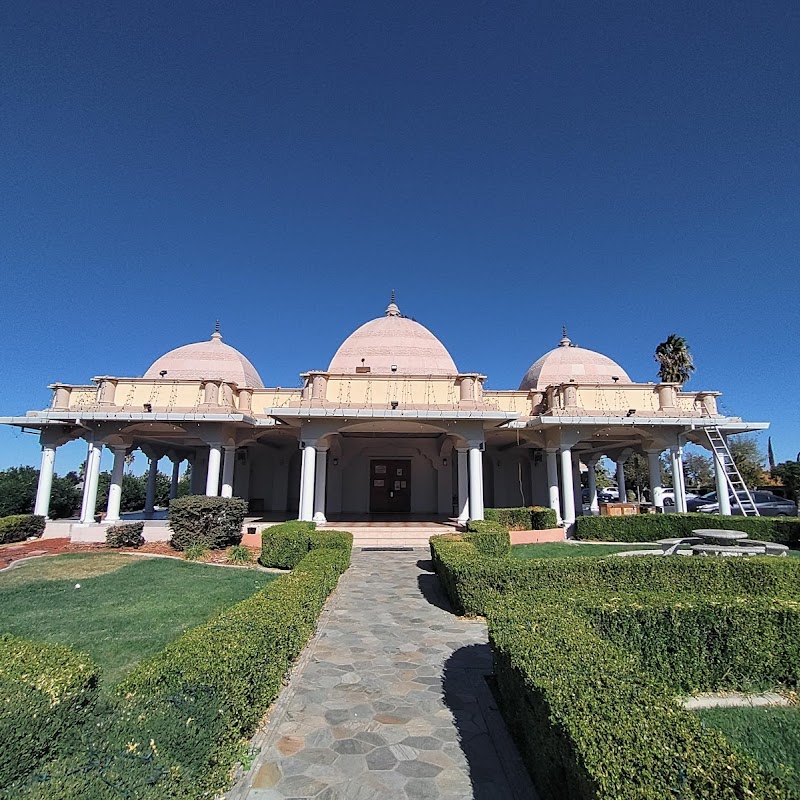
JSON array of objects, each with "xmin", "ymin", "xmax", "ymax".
[
  {"xmin": 572, "ymin": 386, "xmax": 661, "ymax": 415},
  {"xmin": 325, "ymin": 377, "xmax": 460, "ymax": 407},
  {"xmin": 482, "ymin": 391, "xmax": 531, "ymax": 413}
]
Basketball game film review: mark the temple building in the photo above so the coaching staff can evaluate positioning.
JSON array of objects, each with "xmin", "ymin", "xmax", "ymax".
[{"xmin": 0, "ymin": 297, "xmax": 767, "ymax": 539}]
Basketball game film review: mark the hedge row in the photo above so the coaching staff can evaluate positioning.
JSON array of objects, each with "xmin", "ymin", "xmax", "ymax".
[
  {"xmin": 430, "ymin": 535, "xmax": 800, "ymax": 616},
  {"xmin": 168, "ymin": 495, "xmax": 248, "ymax": 551},
  {"xmin": 485, "ymin": 506, "xmax": 559, "ymax": 530},
  {"xmin": 0, "ymin": 635, "xmax": 99, "ymax": 790},
  {"xmin": 575, "ymin": 512, "xmax": 800, "ymax": 544},
  {"xmin": 0, "ymin": 514, "xmax": 45, "ymax": 545},
  {"xmin": 6, "ymin": 546, "xmax": 352, "ymax": 799},
  {"xmin": 464, "ymin": 520, "xmax": 511, "ymax": 558},
  {"xmin": 260, "ymin": 521, "xmax": 354, "ymax": 569},
  {"xmin": 586, "ymin": 598, "xmax": 800, "ymax": 694},
  {"xmin": 489, "ymin": 603, "xmax": 791, "ymax": 800}
]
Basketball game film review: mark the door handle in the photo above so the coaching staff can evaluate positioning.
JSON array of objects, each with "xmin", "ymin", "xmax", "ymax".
[{"xmin": 390, "ymin": 492, "xmax": 394, "ymax": 498}]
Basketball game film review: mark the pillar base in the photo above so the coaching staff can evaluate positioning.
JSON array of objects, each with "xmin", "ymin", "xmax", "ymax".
[{"xmin": 312, "ymin": 512, "xmax": 327, "ymax": 524}]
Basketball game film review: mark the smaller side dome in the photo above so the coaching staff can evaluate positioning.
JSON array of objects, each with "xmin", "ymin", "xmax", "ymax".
[
  {"xmin": 144, "ymin": 325, "xmax": 264, "ymax": 388},
  {"xmin": 519, "ymin": 330, "xmax": 631, "ymax": 390}
]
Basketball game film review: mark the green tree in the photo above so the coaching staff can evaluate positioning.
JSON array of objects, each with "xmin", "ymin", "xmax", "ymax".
[
  {"xmin": 0, "ymin": 466, "xmax": 80, "ymax": 518},
  {"xmin": 623, "ymin": 454, "xmax": 650, "ymax": 501},
  {"xmin": 654, "ymin": 334, "xmax": 695, "ymax": 385},
  {"xmin": 772, "ymin": 461, "xmax": 800, "ymax": 503},
  {"xmin": 682, "ymin": 452, "xmax": 714, "ymax": 490},
  {"xmin": 728, "ymin": 435, "xmax": 767, "ymax": 488}
]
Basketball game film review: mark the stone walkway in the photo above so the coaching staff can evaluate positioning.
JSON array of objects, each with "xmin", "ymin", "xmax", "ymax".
[{"xmin": 228, "ymin": 549, "xmax": 536, "ymax": 800}]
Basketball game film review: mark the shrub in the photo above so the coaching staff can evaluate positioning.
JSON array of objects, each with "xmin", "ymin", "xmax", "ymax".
[
  {"xmin": 227, "ymin": 544, "xmax": 254, "ymax": 564},
  {"xmin": 484, "ymin": 507, "xmax": 559, "ymax": 530},
  {"xmin": 0, "ymin": 635, "xmax": 99, "ymax": 790},
  {"xmin": 0, "ymin": 514, "xmax": 45, "ymax": 545},
  {"xmin": 465, "ymin": 520, "xmax": 511, "ymax": 558},
  {"xmin": 530, "ymin": 505, "xmax": 558, "ymax": 529},
  {"xmin": 260, "ymin": 521, "xmax": 317, "ymax": 569},
  {"xmin": 575, "ymin": 512, "xmax": 800, "ymax": 544},
  {"xmin": 484, "ymin": 507, "xmax": 532, "ymax": 530},
  {"xmin": 489, "ymin": 603, "xmax": 789, "ymax": 800},
  {"xmin": 183, "ymin": 544, "xmax": 209, "ymax": 561},
  {"xmin": 104, "ymin": 521, "xmax": 145, "ymax": 548},
  {"xmin": 309, "ymin": 529, "xmax": 353, "ymax": 553},
  {"xmin": 168, "ymin": 496, "xmax": 248, "ymax": 551}
]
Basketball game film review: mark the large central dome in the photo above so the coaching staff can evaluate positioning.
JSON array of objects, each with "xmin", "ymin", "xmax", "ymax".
[{"xmin": 328, "ymin": 298, "xmax": 458, "ymax": 376}]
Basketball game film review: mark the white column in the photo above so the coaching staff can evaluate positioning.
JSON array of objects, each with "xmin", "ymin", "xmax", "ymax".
[
  {"xmin": 105, "ymin": 446, "xmax": 127, "ymax": 523},
  {"xmin": 545, "ymin": 448, "xmax": 562, "ymax": 524},
  {"xmin": 713, "ymin": 448, "xmax": 732, "ymax": 515},
  {"xmin": 299, "ymin": 442, "xmax": 316, "ymax": 522},
  {"xmin": 221, "ymin": 446, "xmax": 236, "ymax": 498},
  {"xmin": 456, "ymin": 448, "xmax": 470, "ymax": 524},
  {"xmin": 313, "ymin": 447, "xmax": 328, "ymax": 523},
  {"xmin": 206, "ymin": 444, "xmax": 222, "ymax": 496},
  {"xmin": 670, "ymin": 446, "xmax": 687, "ymax": 513},
  {"xmin": 79, "ymin": 441, "xmax": 103, "ymax": 524},
  {"xmin": 33, "ymin": 444, "xmax": 57, "ymax": 518},
  {"xmin": 169, "ymin": 459, "xmax": 181, "ymax": 500},
  {"xmin": 560, "ymin": 447, "xmax": 576, "ymax": 529},
  {"xmin": 647, "ymin": 450, "xmax": 664, "ymax": 510},
  {"xmin": 144, "ymin": 457, "xmax": 159, "ymax": 514},
  {"xmin": 467, "ymin": 442, "xmax": 484, "ymax": 521},
  {"xmin": 616, "ymin": 460, "xmax": 627, "ymax": 502},
  {"xmin": 572, "ymin": 454, "xmax": 583, "ymax": 517},
  {"xmin": 586, "ymin": 457, "xmax": 599, "ymax": 515}
]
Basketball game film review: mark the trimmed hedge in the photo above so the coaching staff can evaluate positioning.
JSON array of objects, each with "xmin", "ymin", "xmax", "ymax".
[
  {"xmin": 0, "ymin": 514, "xmax": 45, "ymax": 545},
  {"xmin": 7, "ymin": 545, "xmax": 352, "ymax": 799},
  {"xmin": 575, "ymin": 512, "xmax": 800, "ymax": 544},
  {"xmin": 260, "ymin": 521, "xmax": 353, "ymax": 569},
  {"xmin": 586, "ymin": 598, "xmax": 800, "ymax": 694},
  {"xmin": 464, "ymin": 520, "xmax": 511, "ymax": 558},
  {"xmin": 489, "ymin": 603, "xmax": 790, "ymax": 800},
  {"xmin": 530, "ymin": 505, "xmax": 558, "ymax": 530},
  {"xmin": 484, "ymin": 506, "xmax": 559, "ymax": 530},
  {"xmin": 105, "ymin": 521, "xmax": 145, "ymax": 548},
  {"xmin": 430, "ymin": 535, "xmax": 800, "ymax": 616},
  {"xmin": 168, "ymin": 495, "xmax": 248, "ymax": 550},
  {"xmin": 0, "ymin": 635, "xmax": 99, "ymax": 790}
]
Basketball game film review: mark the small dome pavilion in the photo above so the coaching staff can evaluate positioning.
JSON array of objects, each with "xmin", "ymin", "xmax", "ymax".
[
  {"xmin": 519, "ymin": 330, "xmax": 631, "ymax": 390},
  {"xmin": 144, "ymin": 325, "xmax": 264, "ymax": 388},
  {"xmin": 327, "ymin": 296, "xmax": 457, "ymax": 376}
]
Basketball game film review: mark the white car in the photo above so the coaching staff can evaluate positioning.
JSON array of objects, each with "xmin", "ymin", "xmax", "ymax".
[{"xmin": 660, "ymin": 490, "xmax": 698, "ymax": 506}]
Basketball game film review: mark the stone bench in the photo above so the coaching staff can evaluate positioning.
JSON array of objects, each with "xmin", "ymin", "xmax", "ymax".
[
  {"xmin": 691, "ymin": 544, "xmax": 766, "ymax": 557},
  {"xmin": 657, "ymin": 537, "xmax": 702, "ymax": 555},
  {"xmin": 746, "ymin": 540, "xmax": 790, "ymax": 556}
]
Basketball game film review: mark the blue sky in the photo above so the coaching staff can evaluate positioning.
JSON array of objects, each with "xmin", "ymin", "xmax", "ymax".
[{"xmin": 1, "ymin": 0, "xmax": 798, "ymax": 474}]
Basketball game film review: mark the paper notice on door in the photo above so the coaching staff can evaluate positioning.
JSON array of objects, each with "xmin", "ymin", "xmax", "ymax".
[
  {"xmin": 374, "ymin": 480, "xmax": 384, "ymax": 487},
  {"xmin": 394, "ymin": 481, "xmax": 401, "ymax": 490}
]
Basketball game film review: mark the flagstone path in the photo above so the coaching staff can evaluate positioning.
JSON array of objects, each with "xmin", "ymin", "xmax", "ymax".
[{"xmin": 228, "ymin": 549, "xmax": 536, "ymax": 800}]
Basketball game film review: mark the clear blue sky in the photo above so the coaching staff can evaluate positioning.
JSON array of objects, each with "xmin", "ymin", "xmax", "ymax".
[{"xmin": 1, "ymin": 0, "xmax": 798, "ymax": 474}]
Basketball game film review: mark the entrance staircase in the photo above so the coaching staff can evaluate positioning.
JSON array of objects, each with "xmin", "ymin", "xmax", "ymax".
[{"xmin": 317, "ymin": 519, "xmax": 457, "ymax": 548}]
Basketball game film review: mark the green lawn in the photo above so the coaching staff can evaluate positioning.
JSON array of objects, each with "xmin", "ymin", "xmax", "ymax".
[
  {"xmin": 511, "ymin": 542, "xmax": 659, "ymax": 559},
  {"xmin": 697, "ymin": 706, "xmax": 800, "ymax": 794},
  {"xmin": 0, "ymin": 554, "xmax": 275, "ymax": 685}
]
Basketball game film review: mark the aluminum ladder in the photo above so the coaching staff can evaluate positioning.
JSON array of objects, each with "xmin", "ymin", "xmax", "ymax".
[{"xmin": 704, "ymin": 427, "xmax": 760, "ymax": 516}]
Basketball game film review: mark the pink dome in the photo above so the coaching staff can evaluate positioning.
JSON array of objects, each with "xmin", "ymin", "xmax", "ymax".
[
  {"xmin": 328, "ymin": 299, "xmax": 457, "ymax": 376},
  {"xmin": 144, "ymin": 327, "xmax": 264, "ymax": 388},
  {"xmin": 519, "ymin": 332, "xmax": 631, "ymax": 390}
]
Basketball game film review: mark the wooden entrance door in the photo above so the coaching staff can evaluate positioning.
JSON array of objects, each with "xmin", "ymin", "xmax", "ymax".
[{"xmin": 370, "ymin": 460, "xmax": 411, "ymax": 513}]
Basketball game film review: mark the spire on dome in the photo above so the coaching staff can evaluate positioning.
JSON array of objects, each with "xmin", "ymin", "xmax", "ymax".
[
  {"xmin": 386, "ymin": 290, "xmax": 401, "ymax": 317},
  {"xmin": 559, "ymin": 325, "xmax": 571, "ymax": 347},
  {"xmin": 211, "ymin": 320, "xmax": 222, "ymax": 341}
]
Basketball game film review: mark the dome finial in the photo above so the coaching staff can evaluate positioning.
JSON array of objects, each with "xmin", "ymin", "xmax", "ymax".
[
  {"xmin": 211, "ymin": 320, "xmax": 222, "ymax": 341},
  {"xmin": 559, "ymin": 325, "xmax": 571, "ymax": 347},
  {"xmin": 386, "ymin": 290, "xmax": 400, "ymax": 317}
]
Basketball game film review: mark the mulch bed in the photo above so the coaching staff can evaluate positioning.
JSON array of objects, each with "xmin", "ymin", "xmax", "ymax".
[{"xmin": 0, "ymin": 539, "xmax": 261, "ymax": 570}]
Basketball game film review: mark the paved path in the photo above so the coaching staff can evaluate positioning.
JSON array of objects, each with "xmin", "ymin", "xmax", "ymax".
[{"xmin": 228, "ymin": 549, "xmax": 535, "ymax": 800}]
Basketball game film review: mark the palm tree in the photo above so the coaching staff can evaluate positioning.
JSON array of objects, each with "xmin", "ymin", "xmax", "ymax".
[{"xmin": 655, "ymin": 334, "xmax": 694, "ymax": 385}]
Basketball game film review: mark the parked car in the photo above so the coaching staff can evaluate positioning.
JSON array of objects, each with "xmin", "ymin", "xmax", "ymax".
[
  {"xmin": 696, "ymin": 490, "xmax": 798, "ymax": 516},
  {"xmin": 597, "ymin": 487, "xmax": 619, "ymax": 501},
  {"xmin": 686, "ymin": 491, "xmax": 719, "ymax": 512},
  {"xmin": 660, "ymin": 490, "xmax": 698, "ymax": 507}
]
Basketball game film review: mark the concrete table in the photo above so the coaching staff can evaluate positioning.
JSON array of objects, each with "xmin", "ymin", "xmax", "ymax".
[
  {"xmin": 692, "ymin": 529, "xmax": 749, "ymax": 545},
  {"xmin": 691, "ymin": 544, "xmax": 766, "ymax": 557}
]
